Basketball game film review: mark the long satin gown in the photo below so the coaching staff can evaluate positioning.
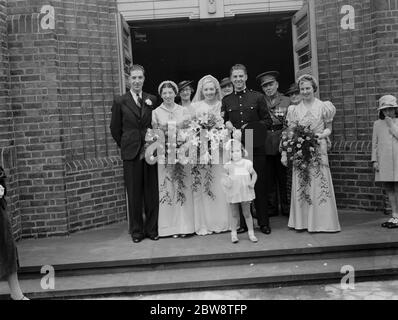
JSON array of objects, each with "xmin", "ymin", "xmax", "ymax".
[
  {"xmin": 286, "ymin": 99, "xmax": 341, "ymax": 232},
  {"xmin": 152, "ymin": 103, "xmax": 195, "ymax": 237},
  {"xmin": 190, "ymin": 100, "xmax": 232, "ymax": 235}
]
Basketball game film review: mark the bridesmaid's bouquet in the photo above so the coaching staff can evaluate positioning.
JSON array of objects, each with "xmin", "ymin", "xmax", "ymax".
[
  {"xmin": 145, "ymin": 125, "xmax": 188, "ymax": 206},
  {"xmin": 280, "ymin": 122, "xmax": 330, "ymax": 205}
]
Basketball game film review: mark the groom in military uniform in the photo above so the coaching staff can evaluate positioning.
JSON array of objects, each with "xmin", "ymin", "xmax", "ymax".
[{"xmin": 222, "ymin": 64, "xmax": 273, "ymax": 234}]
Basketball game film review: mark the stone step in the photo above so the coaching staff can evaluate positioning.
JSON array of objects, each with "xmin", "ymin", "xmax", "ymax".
[
  {"xmin": 18, "ymin": 241, "xmax": 398, "ymax": 278},
  {"xmin": 1, "ymin": 253, "xmax": 397, "ymax": 299}
]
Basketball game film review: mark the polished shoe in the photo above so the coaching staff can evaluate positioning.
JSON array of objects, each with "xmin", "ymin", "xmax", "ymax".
[
  {"xmin": 132, "ymin": 237, "xmax": 143, "ymax": 243},
  {"xmin": 382, "ymin": 218, "xmax": 397, "ymax": 228},
  {"xmin": 387, "ymin": 220, "xmax": 398, "ymax": 229},
  {"xmin": 180, "ymin": 233, "xmax": 193, "ymax": 238},
  {"xmin": 149, "ymin": 235, "xmax": 159, "ymax": 241},
  {"xmin": 260, "ymin": 225, "xmax": 271, "ymax": 235},
  {"xmin": 237, "ymin": 227, "xmax": 248, "ymax": 234}
]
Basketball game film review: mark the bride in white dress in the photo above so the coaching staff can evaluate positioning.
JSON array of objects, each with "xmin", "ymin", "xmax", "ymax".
[{"xmin": 190, "ymin": 75, "xmax": 232, "ymax": 235}]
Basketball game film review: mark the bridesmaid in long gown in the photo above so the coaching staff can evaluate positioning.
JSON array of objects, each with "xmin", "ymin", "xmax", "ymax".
[
  {"xmin": 282, "ymin": 74, "xmax": 341, "ymax": 232},
  {"xmin": 152, "ymin": 81, "xmax": 195, "ymax": 238},
  {"xmin": 190, "ymin": 75, "xmax": 232, "ymax": 235}
]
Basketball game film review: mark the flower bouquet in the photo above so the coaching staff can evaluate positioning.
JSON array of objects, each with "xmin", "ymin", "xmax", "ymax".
[
  {"xmin": 182, "ymin": 111, "xmax": 229, "ymax": 200},
  {"xmin": 280, "ymin": 122, "xmax": 331, "ymax": 205},
  {"xmin": 145, "ymin": 124, "xmax": 187, "ymax": 206}
]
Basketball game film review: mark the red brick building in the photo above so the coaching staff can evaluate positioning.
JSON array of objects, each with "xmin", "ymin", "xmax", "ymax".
[{"xmin": 0, "ymin": 0, "xmax": 397, "ymax": 238}]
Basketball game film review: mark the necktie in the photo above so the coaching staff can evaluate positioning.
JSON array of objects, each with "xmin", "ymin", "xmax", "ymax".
[
  {"xmin": 137, "ymin": 95, "xmax": 143, "ymax": 107},
  {"xmin": 137, "ymin": 95, "xmax": 143, "ymax": 117}
]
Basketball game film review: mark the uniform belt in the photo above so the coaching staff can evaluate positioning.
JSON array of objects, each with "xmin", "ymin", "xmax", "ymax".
[{"xmin": 269, "ymin": 125, "xmax": 283, "ymax": 131}]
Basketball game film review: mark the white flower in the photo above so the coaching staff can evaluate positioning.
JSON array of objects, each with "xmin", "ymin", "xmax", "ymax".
[{"xmin": 145, "ymin": 99, "xmax": 152, "ymax": 106}]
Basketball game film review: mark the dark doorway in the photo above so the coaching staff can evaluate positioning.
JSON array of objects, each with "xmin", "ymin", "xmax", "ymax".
[{"xmin": 130, "ymin": 13, "xmax": 295, "ymax": 97}]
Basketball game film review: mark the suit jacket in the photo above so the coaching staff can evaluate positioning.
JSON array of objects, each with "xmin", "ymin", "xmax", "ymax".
[{"xmin": 110, "ymin": 91, "xmax": 157, "ymax": 161}]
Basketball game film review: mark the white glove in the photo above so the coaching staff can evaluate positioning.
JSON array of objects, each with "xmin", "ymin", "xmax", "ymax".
[
  {"xmin": 225, "ymin": 121, "xmax": 234, "ymax": 131},
  {"xmin": 0, "ymin": 185, "xmax": 4, "ymax": 198},
  {"xmin": 281, "ymin": 152, "xmax": 288, "ymax": 167},
  {"xmin": 316, "ymin": 128, "xmax": 331, "ymax": 139}
]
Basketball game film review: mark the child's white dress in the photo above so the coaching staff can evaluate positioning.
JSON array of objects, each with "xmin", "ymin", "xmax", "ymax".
[{"xmin": 223, "ymin": 159, "xmax": 256, "ymax": 204}]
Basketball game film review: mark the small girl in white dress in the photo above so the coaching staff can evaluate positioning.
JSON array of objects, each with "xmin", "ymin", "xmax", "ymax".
[{"xmin": 222, "ymin": 139, "xmax": 258, "ymax": 243}]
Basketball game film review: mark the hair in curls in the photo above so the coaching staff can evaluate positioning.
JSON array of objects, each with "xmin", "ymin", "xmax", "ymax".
[
  {"xmin": 297, "ymin": 74, "xmax": 318, "ymax": 93},
  {"xmin": 230, "ymin": 64, "xmax": 248, "ymax": 76}
]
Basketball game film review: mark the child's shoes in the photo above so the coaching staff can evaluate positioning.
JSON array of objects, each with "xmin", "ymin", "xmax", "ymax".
[
  {"xmin": 231, "ymin": 232, "xmax": 239, "ymax": 244},
  {"xmin": 248, "ymin": 231, "xmax": 258, "ymax": 243}
]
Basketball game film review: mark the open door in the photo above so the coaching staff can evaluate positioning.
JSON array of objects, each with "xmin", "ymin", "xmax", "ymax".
[
  {"xmin": 116, "ymin": 13, "xmax": 133, "ymax": 94},
  {"xmin": 116, "ymin": 12, "xmax": 133, "ymax": 229},
  {"xmin": 292, "ymin": 0, "xmax": 319, "ymax": 90}
]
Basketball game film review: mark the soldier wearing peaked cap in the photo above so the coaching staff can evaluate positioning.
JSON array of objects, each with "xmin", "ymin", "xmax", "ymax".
[
  {"xmin": 222, "ymin": 64, "xmax": 273, "ymax": 235},
  {"xmin": 256, "ymin": 70, "xmax": 291, "ymax": 218}
]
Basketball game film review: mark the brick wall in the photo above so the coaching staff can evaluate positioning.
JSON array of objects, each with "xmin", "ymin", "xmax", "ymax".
[
  {"xmin": 315, "ymin": 0, "xmax": 398, "ymax": 213},
  {"xmin": 5, "ymin": 0, "xmax": 126, "ymax": 238},
  {"xmin": 0, "ymin": 0, "xmax": 21, "ymax": 238}
]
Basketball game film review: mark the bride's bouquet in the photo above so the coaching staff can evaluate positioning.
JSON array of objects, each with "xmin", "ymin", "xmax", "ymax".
[
  {"xmin": 144, "ymin": 111, "xmax": 229, "ymax": 206},
  {"xmin": 280, "ymin": 122, "xmax": 331, "ymax": 205},
  {"xmin": 181, "ymin": 111, "xmax": 229, "ymax": 200}
]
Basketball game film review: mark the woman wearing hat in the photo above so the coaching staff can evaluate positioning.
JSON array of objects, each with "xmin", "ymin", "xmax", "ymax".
[
  {"xmin": 152, "ymin": 80, "xmax": 195, "ymax": 238},
  {"xmin": 372, "ymin": 95, "xmax": 398, "ymax": 229},
  {"xmin": 177, "ymin": 80, "xmax": 195, "ymax": 109},
  {"xmin": 285, "ymin": 83, "xmax": 301, "ymax": 105},
  {"xmin": 282, "ymin": 74, "xmax": 341, "ymax": 232},
  {"xmin": 220, "ymin": 77, "xmax": 233, "ymax": 98}
]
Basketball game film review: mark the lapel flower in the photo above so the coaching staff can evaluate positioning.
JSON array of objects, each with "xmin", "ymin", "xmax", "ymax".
[{"xmin": 145, "ymin": 98, "xmax": 152, "ymax": 106}]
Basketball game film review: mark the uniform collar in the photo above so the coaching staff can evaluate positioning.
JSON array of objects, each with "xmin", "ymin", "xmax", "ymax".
[{"xmin": 234, "ymin": 87, "xmax": 247, "ymax": 95}]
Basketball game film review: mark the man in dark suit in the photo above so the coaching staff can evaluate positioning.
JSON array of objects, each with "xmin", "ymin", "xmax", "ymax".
[
  {"xmin": 110, "ymin": 64, "xmax": 159, "ymax": 243},
  {"xmin": 256, "ymin": 71, "xmax": 291, "ymax": 217},
  {"xmin": 222, "ymin": 64, "xmax": 273, "ymax": 235}
]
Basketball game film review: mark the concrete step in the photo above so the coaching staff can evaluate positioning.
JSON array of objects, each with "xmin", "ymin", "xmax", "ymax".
[
  {"xmin": 18, "ymin": 241, "xmax": 398, "ymax": 278},
  {"xmin": 1, "ymin": 254, "xmax": 397, "ymax": 299}
]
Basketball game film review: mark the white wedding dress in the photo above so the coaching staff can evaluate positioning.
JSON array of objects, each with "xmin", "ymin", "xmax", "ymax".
[{"xmin": 190, "ymin": 100, "xmax": 232, "ymax": 235}]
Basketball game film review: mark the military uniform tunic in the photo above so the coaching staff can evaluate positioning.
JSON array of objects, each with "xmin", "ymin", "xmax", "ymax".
[{"xmin": 264, "ymin": 92, "xmax": 291, "ymax": 216}]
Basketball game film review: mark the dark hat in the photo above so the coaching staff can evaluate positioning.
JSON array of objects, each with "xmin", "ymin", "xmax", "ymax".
[
  {"xmin": 256, "ymin": 71, "xmax": 280, "ymax": 86},
  {"xmin": 177, "ymin": 80, "xmax": 194, "ymax": 92},
  {"xmin": 220, "ymin": 77, "xmax": 232, "ymax": 88},
  {"xmin": 285, "ymin": 83, "xmax": 300, "ymax": 96}
]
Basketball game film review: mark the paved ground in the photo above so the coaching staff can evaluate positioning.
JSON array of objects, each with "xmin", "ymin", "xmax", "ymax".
[
  {"xmin": 87, "ymin": 280, "xmax": 398, "ymax": 300},
  {"xmin": 14, "ymin": 210, "xmax": 398, "ymax": 268}
]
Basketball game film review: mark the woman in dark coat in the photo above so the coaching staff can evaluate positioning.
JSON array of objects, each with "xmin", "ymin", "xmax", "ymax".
[{"xmin": 0, "ymin": 166, "xmax": 28, "ymax": 300}]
